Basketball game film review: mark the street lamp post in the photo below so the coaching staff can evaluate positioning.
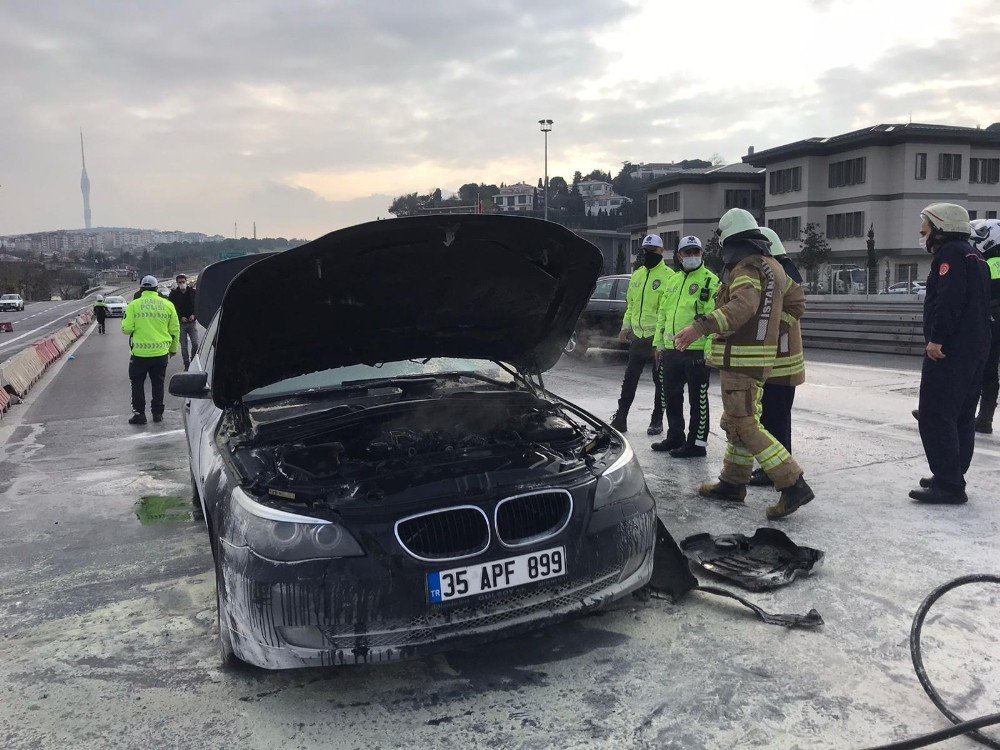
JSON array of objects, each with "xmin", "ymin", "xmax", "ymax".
[{"xmin": 538, "ymin": 119, "xmax": 552, "ymax": 221}]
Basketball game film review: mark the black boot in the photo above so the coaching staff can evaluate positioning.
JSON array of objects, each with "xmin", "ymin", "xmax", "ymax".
[
  {"xmin": 647, "ymin": 415, "xmax": 663, "ymax": 436},
  {"xmin": 919, "ymin": 476, "xmax": 933, "ymax": 489},
  {"xmin": 748, "ymin": 468, "xmax": 773, "ymax": 487},
  {"xmin": 975, "ymin": 416, "xmax": 993, "ymax": 434},
  {"xmin": 909, "ymin": 485, "xmax": 968, "ymax": 504},
  {"xmin": 609, "ymin": 411, "xmax": 627, "ymax": 432},
  {"xmin": 670, "ymin": 443, "xmax": 706, "ymax": 458},
  {"xmin": 698, "ymin": 480, "xmax": 746, "ymax": 503},
  {"xmin": 128, "ymin": 412, "xmax": 147, "ymax": 425},
  {"xmin": 152, "ymin": 413, "xmax": 163, "ymax": 423},
  {"xmin": 766, "ymin": 476, "xmax": 815, "ymax": 519},
  {"xmin": 911, "ymin": 409, "xmax": 920, "ymax": 421},
  {"xmin": 651, "ymin": 433, "xmax": 685, "ymax": 452}
]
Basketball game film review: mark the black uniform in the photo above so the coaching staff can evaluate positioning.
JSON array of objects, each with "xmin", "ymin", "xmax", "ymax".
[
  {"xmin": 918, "ymin": 239, "xmax": 992, "ymax": 492},
  {"xmin": 976, "ymin": 256, "xmax": 1000, "ymax": 427},
  {"xmin": 761, "ymin": 255, "xmax": 803, "ymax": 453}
]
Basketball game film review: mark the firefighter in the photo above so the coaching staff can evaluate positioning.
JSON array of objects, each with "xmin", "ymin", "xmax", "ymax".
[
  {"xmin": 749, "ymin": 227, "xmax": 806, "ymax": 486},
  {"xmin": 651, "ymin": 235, "xmax": 719, "ymax": 457},
  {"xmin": 911, "ymin": 204, "xmax": 992, "ymax": 503},
  {"xmin": 674, "ymin": 209, "xmax": 813, "ymax": 520},
  {"xmin": 610, "ymin": 234, "xmax": 674, "ymax": 434},
  {"xmin": 970, "ymin": 219, "xmax": 1000, "ymax": 434},
  {"xmin": 122, "ymin": 275, "xmax": 180, "ymax": 426},
  {"xmin": 93, "ymin": 294, "xmax": 109, "ymax": 335}
]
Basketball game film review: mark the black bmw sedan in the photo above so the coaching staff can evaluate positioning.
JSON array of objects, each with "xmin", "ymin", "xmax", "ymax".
[{"xmin": 170, "ymin": 215, "xmax": 658, "ymax": 669}]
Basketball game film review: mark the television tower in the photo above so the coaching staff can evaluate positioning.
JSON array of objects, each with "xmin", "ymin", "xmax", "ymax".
[{"xmin": 80, "ymin": 129, "xmax": 92, "ymax": 229}]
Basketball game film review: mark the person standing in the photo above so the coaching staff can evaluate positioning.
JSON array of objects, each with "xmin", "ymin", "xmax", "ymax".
[
  {"xmin": 93, "ymin": 294, "xmax": 109, "ymax": 335},
  {"xmin": 610, "ymin": 234, "xmax": 674, "ymax": 435},
  {"xmin": 749, "ymin": 227, "xmax": 806, "ymax": 486},
  {"xmin": 168, "ymin": 273, "xmax": 199, "ymax": 370},
  {"xmin": 122, "ymin": 275, "xmax": 180, "ymax": 426},
  {"xmin": 673, "ymin": 209, "xmax": 812, "ymax": 520},
  {"xmin": 651, "ymin": 236, "xmax": 719, "ymax": 457},
  {"xmin": 970, "ymin": 219, "xmax": 1000, "ymax": 434},
  {"xmin": 911, "ymin": 204, "xmax": 992, "ymax": 503}
]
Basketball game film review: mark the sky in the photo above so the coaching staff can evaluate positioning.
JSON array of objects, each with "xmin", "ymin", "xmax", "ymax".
[{"xmin": 3, "ymin": 0, "xmax": 999, "ymax": 240}]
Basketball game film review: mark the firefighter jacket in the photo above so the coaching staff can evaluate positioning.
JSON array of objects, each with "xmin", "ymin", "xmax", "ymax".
[
  {"xmin": 621, "ymin": 261, "xmax": 675, "ymax": 339},
  {"xmin": 122, "ymin": 290, "xmax": 180, "ymax": 357},
  {"xmin": 691, "ymin": 254, "xmax": 806, "ymax": 380},
  {"xmin": 652, "ymin": 264, "xmax": 719, "ymax": 352},
  {"xmin": 92, "ymin": 301, "xmax": 108, "ymax": 321},
  {"xmin": 767, "ymin": 256, "xmax": 807, "ymax": 387},
  {"xmin": 923, "ymin": 239, "xmax": 991, "ymax": 359}
]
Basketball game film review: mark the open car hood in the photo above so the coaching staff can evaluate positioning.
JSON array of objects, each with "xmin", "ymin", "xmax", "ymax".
[
  {"xmin": 211, "ymin": 215, "xmax": 603, "ymax": 407},
  {"xmin": 196, "ymin": 252, "xmax": 278, "ymax": 325}
]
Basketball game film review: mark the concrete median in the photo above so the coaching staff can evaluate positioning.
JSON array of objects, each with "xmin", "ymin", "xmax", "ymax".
[
  {"xmin": 0, "ymin": 348, "xmax": 46, "ymax": 398},
  {"xmin": 0, "ymin": 386, "xmax": 9, "ymax": 417}
]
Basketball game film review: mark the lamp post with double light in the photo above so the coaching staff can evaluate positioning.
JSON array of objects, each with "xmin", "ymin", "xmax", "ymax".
[{"xmin": 538, "ymin": 119, "xmax": 552, "ymax": 221}]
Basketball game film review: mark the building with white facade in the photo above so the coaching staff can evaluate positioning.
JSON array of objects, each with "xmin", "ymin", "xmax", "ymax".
[
  {"xmin": 578, "ymin": 180, "xmax": 631, "ymax": 216},
  {"xmin": 744, "ymin": 123, "xmax": 1000, "ymax": 284},
  {"xmin": 492, "ymin": 183, "xmax": 536, "ymax": 213}
]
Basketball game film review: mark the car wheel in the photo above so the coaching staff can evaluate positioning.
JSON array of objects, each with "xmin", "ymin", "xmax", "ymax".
[{"xmin": 563, "ymin": 330, "xmax": 588, "ymax": 357}]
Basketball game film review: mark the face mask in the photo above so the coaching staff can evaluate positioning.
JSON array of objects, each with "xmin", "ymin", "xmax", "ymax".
[
  {"xmin": 178, "ymin": 283, "xmax": 187, "ymax": 290},
  {"xmin": 680, "ymin": 256, "xmax": 703, "ymax": 271},
  {"xmin": 642, "ymin": 250, "xmax": 662, "ymax": 269}
]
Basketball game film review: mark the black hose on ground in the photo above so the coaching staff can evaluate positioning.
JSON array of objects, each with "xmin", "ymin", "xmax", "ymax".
[{"xmin": 864, "ymin": 574, "xmax": 1000, "ymax": 750}]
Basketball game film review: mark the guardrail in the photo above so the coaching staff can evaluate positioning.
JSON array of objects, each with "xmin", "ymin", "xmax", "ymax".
[{"xmin": 802, "ymin": 297, "xmax": 924, "ymax": 356}]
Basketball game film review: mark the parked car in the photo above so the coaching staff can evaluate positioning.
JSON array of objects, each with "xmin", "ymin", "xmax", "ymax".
[
  {"xmin": 0, "ymin": 293, "xmax": 25, "ymax": 312},
  {"xmin": 104, "ymin": 296, "xmax": 127, "ymax": 317},
  {"xmin": 882, "ymin": 281, "xmax": 925, "ymax": 295},
  {"xmin": 169, "ymin": 216, "xmax": 658, "ymax": 669},
  {"xmin": 564, "ymin": 274, "xmax": 630, "ymax": 356}
]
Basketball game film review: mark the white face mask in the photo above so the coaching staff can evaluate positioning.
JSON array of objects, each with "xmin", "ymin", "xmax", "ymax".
[
  {"xmin": 680, "ymin": 256, "xmax": 703, "ymax": 271},
  {"xmin": 178, "ymin": 283, "xmax": 187, "ymax": 290}
]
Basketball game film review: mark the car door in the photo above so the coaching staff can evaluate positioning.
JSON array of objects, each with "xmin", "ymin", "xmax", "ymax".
[
  {"xmin": 185, "ymin": 313, "xmax": 222, "ymax": 500},
  {"xmin": 577, "ymin": 277, "xmax": 616, "ymax": 344}
]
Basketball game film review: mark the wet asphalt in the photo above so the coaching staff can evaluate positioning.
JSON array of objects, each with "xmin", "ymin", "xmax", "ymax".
[{"xmin": 0, "ymin": 331, "xmax": 998, "ymax": 749}]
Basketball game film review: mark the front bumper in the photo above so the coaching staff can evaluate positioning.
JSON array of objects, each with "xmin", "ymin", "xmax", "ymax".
[{"xmin": 217, "ymin": 493, "xmax": 657, "ymax": 669}]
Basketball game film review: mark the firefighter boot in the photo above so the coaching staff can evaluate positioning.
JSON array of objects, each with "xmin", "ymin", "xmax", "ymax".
[
  {"xmin": 766, "ymin": 476, "xmax": 815, "ymax": 520},
  {"xmin": 698, "ymin": 480, "xmax": 746, "ymax": 503}
]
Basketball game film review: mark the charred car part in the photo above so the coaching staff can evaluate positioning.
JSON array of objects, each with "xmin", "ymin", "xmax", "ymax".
[{"xmin": 171, "ymin": 215, "xmax": 682, "ymax": 669}]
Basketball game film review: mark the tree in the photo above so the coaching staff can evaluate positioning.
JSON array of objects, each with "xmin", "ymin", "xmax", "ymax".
[
  {"xmin": 797, "ymin": 222, "xmax": 832, "ymax": 282},
  {"xmin": 388, "ymin": 192, "xmax": 421, "ymax": 217},
  {"xmin": 548, "ymin": 176, "xmax": 568, "ymax": 196},
  {"xmin": 457, "ymin": 183, "xmax": 480, "ymax": 204},
  {"xmin": 703, "ymin": 229, "xmax": 724, "ymax": 274},
  {"xmin": 710, "ymin": 153, "xmax": 726, "ymax": 167},
  {"xmin": 537, "ymin": 178, "xmax": 543, "ymax": 189},
  {"xmin": 572, "ymin": 171, "xmax": 582, "ymax": 191},
  {"xmin": 430, "ymin": 188, "xmax": 443, "ymax": 204}
]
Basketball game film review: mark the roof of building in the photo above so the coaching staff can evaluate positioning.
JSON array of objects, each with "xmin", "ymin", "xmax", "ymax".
[
  {"xmin": 744, "ymin": 122, "xmax": 1000, "ymax": 165},
  {"xmin": 646, "ymin": 163, "xmax": 765, "ymax": 193}
]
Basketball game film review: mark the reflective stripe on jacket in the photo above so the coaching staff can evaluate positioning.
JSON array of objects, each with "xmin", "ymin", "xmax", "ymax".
[
  {"xmin": 122, "ymin": 291, "xmax": 180, "ymax": 357},
  {"xmin": 622, "ymin": 262, "xmax": 674, "ymax": 339},
  {"xmin": 653, "ymin": 264, "xmax": 719, "ymax": 352},
  {"xmin": 767, "ymin": 275, "xmax": 807, "ymax": 387}
]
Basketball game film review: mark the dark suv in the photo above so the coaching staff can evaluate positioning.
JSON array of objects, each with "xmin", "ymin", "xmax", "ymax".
[{"xmin": 563, "ymin": 274, "xmax": 630, "ymax": 356}]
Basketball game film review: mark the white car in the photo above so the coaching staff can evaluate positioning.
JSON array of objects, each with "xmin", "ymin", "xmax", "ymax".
[
  {"xmin": 0, "ymin": 293, "xmax": 25, "ymax": 312},
  {"xmin": 884, "ymin": 281, "xmax": 925, "ymax": 295},
  {"xmin": 104, "ymin": 296, "xmax": 127, "ymax": 317}
]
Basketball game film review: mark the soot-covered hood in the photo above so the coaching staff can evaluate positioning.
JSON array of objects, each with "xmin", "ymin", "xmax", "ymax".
[
  {"xmin": 212, "ymin": 215, "xmax": 603, "ymax": 407},
  {"xmin": 195, "ymin": 252, "xmax": 278, "ymax": 325}
]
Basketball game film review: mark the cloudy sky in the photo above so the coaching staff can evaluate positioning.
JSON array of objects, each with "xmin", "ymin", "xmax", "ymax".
[{"xmin": 3, "ymin": 0, "xmax": 998, "ymax": 239}]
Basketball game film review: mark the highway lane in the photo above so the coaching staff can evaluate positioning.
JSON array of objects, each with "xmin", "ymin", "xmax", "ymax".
[
  {"xmin": 0, "ymin": 290, "xmax": 127, "ymax": 360},
  {"xmin": 0, "ymin": 339, "xmax": 997, "ymax": 749}
]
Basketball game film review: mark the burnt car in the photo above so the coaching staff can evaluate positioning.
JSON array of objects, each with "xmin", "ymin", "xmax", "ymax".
[
  {"xmin": 169, "ymin": 216, "xmax": 657, "ymax": 669},
  {"xmin": 563, "ymin": 274, "xmax": 630, "ymax": 356}
]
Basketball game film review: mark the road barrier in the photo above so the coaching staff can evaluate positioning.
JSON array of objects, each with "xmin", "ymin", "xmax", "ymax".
[
  {"xmin": 802, "ymin": 298, "xmax": 924, "ymax": 356},
  {"xmin": 0, "ymin": 348, "xmax": 46, "ymax": 397}
]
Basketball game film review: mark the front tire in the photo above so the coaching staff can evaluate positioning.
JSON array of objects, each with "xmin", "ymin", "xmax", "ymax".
[{"xmin": 564, "ymin": 330, "xmax": 588, "ymax": 357}]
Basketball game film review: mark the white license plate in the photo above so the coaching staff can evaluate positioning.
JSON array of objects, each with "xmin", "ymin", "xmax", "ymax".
[{"xmin": 427, "ymin": 546, "xmax": 566, "ymax": 604}]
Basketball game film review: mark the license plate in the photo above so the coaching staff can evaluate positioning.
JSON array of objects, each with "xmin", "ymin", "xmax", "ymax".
[{"xmin": 427, "ymin": 546, "xmax": 566, "ymax": 604}]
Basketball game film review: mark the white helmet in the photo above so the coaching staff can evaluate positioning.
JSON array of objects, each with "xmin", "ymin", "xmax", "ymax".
[
  {"xmin": 920, "ymin": 203, "xmax": 971, "ymax": 236},
  {"xmin": 719, "ymin": 208, "xmax": 759, "ymax": 244},
  {"xmin": 96, "ymin": 294, "xmax": 104, "ymax": 302},
  {"xmin": 140, "ymin": 275, "xmax": 158, "ymax": 288},
  {"xmin": 758, "ymin": 227, "xmax": 787, "ymax": 257},
  {"xmin": 641, "ymin": 234, "xmax": 664, "ymax": 249},
  {"xmin": 677, "ymin": 235, "xmax": 703, "ymax": 252},
  {"xmin": 970, "ymin": 218, "xmax": 1000, "ymax": 254}
]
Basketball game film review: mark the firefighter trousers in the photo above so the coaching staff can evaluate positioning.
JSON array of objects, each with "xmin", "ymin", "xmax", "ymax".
[{"xmin": 718, "ymin": 371, "xmax": 802, "ymax": 490}]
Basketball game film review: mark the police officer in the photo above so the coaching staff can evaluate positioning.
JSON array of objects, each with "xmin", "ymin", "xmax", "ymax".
[
  {"xmin": 122, "ymin": 275, "xmax": 180, "ymax": 425},
  {"xmin": 911, "ymin": 204, "xmax": 992, "ymax": 503},
  {"xmin": 674, "ymin": 209, "xmax": 812, "ymax": 520},
  {"xmin": 611, "ymin": 234, "xmax": 674, "ymax": 434},
  {"xmin": 970, "ymin": 219, "xmax": 1000, "ymax": 433},
  {"xmin": 652, "ymin": 235, "xmax": 719, "ymax": 457},
  {"xmin": 93, "ymin": 294, "xmax": 109, "ymax": 334},
  {"xmin": 749, "ymin": 227, "xmax": 806, "ymax": 486}
]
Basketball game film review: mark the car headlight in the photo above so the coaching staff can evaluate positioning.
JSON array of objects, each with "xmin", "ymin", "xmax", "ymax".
[
  {"xmin": 594, "ymin": 437, "xmax": 647, "ymax": 509},
  {"xmin": 225, "ymin": 487, "xmax": 364, "ymax": 561}
]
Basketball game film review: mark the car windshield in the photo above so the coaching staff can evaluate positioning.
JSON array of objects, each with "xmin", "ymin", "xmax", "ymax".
[
  {"xmin": 245, "ymin": 358, "xmax": 515, "ymax": 401},
  {"xmin": 105, "ymin": 297, "xmax": 124, "ymax": 304},
  {"xmin": 1, "ymin": 294, "xmax": 17, "ymax": 300}
]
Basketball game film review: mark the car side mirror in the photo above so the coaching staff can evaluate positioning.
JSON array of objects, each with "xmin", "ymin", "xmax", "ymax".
[{"xmin": 169, "ymin": 371, "xmax": 210, "ymax": 399}]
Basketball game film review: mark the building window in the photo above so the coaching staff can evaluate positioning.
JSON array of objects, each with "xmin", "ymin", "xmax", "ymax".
[
  {"xmin": 938, "ymin": 153, "xmax": 962, "ymax": 180},
  {"xmin": 969, "ymin": 211, "xmax": 978, "ymax": 220},
  {"xmin": 769, "ymin": 167, "xmax": 801, "ymax": 194},
  {"xmin": 659, "ymin": 231, "xmax": 679, "ymax": 251},
  {"xmin": 826, "ymin": 211, "xmax": 865, "ymax": 239},
  {"xmin": 724, "ymin": 189, "xmax": 763, "ymax": 210},
  {"xmin": 658, "ymin": 192, "xmax": 679, "ymax": 213},
  {"xmin": 970, "ymin": 157, "xmax": 1000, "ymax": 184},
  {"xmin": 989, "ymin": 211, "xmax": 998, "ymax": 220},
  {"xmin": 828, "ymin": 157, "xmax": 866, "ymax": 188},
  {"xmin": 915, "ymin": 153, "xmax": 927, "ymax": 180},
  {"xmin": 648, "ymin": 199, "xmax": 657, "ymax": 218},
  {"xmin": 767, "ymin": 216, "xmax": 802, "ymax": 241},
  {"xmin": 518, "ymin": 195, "xmax": 527, "ymax": 204},
  {"xmin": 895, "ymin": 263, "xmax": 919, "ymax": 284}
]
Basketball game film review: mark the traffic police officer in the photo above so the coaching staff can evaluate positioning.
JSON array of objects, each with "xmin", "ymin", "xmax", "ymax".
[
  {"xmin": 93, "ymin": 294, "xmax": 109, "ymax": 335},
  {"xmin": 122, "ymin": 275, "xmax": 180, "ymax": 425},
  {"xmin": 749, "ymin": 227, "xmax": 806, "ymax": 486},
  {"xmin": 970, "ymin": 218, "xmax": 1000, "ymax": 433},
  {"xmin": 611, "ymin": 234, "xmax": 674, "ymax": 434},
  {"xmin": 651, "ymin": 235, "xmax": 719, "ymax": 457},
  {"xmin": 674, "ymin": 209, "xmax": 813, "ymax": 520},
  {"xmin": 911, "ymin": 204, "xmax": 992, "ymax": 504}
]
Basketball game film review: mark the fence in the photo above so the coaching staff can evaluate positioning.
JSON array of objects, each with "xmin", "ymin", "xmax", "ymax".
[
  {"xmin": 807, "ymin": 265, "xmax": 924, "ymax": 296},
  {"xmin": 801, "ymin": 297, "xmax": 924, "ymax": 356}
]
